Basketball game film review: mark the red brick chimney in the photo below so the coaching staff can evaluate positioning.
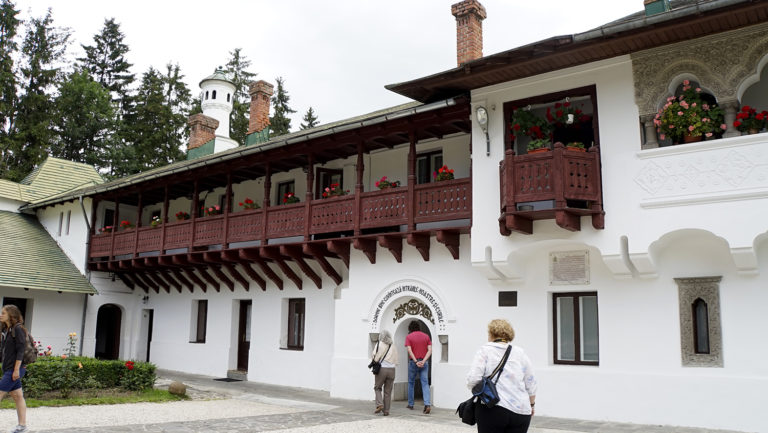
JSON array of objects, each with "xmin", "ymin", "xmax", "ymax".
[
  {"xmin": 188, "ymin": 114, "xmax": 219, "ymax": 150},
  {"xmin": 248, "ymin": 80, "xmax": 275, "ymax": 134},
  {"xmin": 451, "ymin": 0, "xmax": 487, "ymax": 66}
]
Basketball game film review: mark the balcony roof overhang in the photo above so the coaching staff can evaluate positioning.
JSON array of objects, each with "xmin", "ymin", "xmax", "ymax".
[{"xmin": 386, "ymin": 0, "xmax": 768, "ymax": 102}]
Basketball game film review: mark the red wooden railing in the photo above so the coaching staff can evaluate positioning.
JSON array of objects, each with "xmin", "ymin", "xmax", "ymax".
[{"xmin": 89, "ymin": 178, "xmax": 472, "ymax": 258}]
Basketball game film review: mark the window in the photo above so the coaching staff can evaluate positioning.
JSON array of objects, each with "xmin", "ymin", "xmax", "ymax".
[
  {"xmin": 57, "ymin": 212, "xmax": 64, "ymax": 236},
  {"xmin": 287, "ymin": 298, "xmax": 305, "ymax": 350},
  {"xmin": 150, "ymin": 210, "xmax": 161, "ymax": 223},
  {"xmin": 675, "ymin": 277, "xmax": 722, "ymax": 367},
  {"xmin": 103, "ymin": 208, "xmax": 115, "ymax": 231},
  {"xmin": 416, "ymin": 150, "xmax": 442, "ymax": 184},
  {"xmin": 227, "ymin": 93, "xmax": 230, "ymax": 103},
  {"xmin": 205, "ymin": 91, "xmax": 209, "ymax": 100},
  {"xmin": 277, "ymin": 181, "xmax": 295, "ymax": 205},
  {"xmin": 553, "ymin": 292, "xmax": 599, "ymax": 365},
  {"xmin": 65, "ymin": 210, "xmax": 71, "ymax": 235},
  {"xmin": 212, "ymin": 90, "xmax": 217, "ymax": 100},
  {"xmin": 191, "ymin": 300, "xmax": 207, "ymax": 343},
  {"xmin": 315, "ymin": 168, "xmax": 342, "ymax": 199},
  {"xmin": 218, "ymin": 194, "xmax": 231, "ymax": 212}
]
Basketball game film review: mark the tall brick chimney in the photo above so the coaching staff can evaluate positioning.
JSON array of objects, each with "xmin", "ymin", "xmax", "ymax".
[
  {"xmin": 188, "ymin": 114, "xmax": 219, "ymax": 150},
  {"xmin": 248, "ymin": 80, "xmax": 275, "ymax": 135},
  {"xmin": 451, "ymin": 0, "xmax": 487, "ymax": 66}
]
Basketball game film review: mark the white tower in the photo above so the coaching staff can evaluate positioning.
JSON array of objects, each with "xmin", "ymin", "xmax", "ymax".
[{"xmin": 199, "ymin": 67, "xmax": 238, "ymax": 152}]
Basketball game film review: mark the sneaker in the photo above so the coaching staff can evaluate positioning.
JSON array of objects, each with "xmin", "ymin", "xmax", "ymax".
[
  {"xmin": 423, "ymin": 405, "xmax": 431, "ymax": 414},
  {"xmin": 11, "ymin": 425, "xmax": 28, "ymax": 433}
]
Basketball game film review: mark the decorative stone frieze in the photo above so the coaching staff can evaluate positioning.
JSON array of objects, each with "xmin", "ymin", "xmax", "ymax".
[{"xmin": 392, "ymin": 298, "xmax": 435, "ymax": 325}]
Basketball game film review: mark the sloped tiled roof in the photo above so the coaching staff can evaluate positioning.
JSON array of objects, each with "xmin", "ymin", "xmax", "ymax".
[
  {"xmin": 0, "ymin": 179, "xmax": 22, "ymax": 201},
  {"xmin": 0, "ymin": 211, "xmax": 97, "ymax": 294},
  {"xmin": 19, "ymin": 157, "xmax": 104, "ymax": 203}
]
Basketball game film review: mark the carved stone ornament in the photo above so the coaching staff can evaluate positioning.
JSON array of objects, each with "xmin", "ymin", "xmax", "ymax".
[
  {"xmin": 632, "ymin": 23, "xmax": 768, "ymax": 116},
  {"xmin": 392, "ymin": 298, "xmax": 435, "ymax": 325},
  {"xmin": 674, "ymin": 276, "xmax": 723, "ymax": 368}
]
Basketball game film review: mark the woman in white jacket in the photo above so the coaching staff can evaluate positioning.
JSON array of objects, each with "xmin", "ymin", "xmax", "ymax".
[
  {"xmin": 467, "ymin": 319, "xmax": 537, "ymax": 433},
  {"xmin": 372, "ymin": 329, "xmax": 398, "ymax": 416}
]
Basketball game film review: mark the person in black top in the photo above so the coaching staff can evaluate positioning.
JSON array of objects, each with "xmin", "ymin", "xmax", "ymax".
[{"xmin": 0, "ymin": 304, "xmax": 29, "ymax": 433}]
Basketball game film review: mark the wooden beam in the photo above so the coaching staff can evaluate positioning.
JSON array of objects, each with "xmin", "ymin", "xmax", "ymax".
[
  {"xmin": 122, "ymin": 273, "xmax": 149, "ymax": 293},
  {"xmin": 378, "ymin": 235, "xmax": 403, "ymax": 263},
  {"xmin": 115, "ymin": 273, "xmax": 135, "ymax": 290},
  {"xmin": 198, "ymin": 267, "xmax": 221, "ymax": 292},
  {"xmin": 223, "ymin": 263, "xmax": 249, "ymax": 291},
  {"xmin": 437, "ymin": 230, "xmax": 461, "ymax": 260},
  {"xmin": 210, "ymin": 265, "xmax": 235, "ymax": 291},
  {"xmin": 236, "ymin": 262, "xmax": 266, "ymax": 291},
  {"xmin": 353, "ymin": 237, "xmax": 376, "ymax": 264},
  {"xmin": 304, "ymin": 243, "xmax": 342, "ymax": 285},
  {"xmin": 281, "ymin": 245, "xmax": 322, "ymax": 289},
  {"xmin": 159, "ymin": 270, "xmax": 182, "ymax": 293},
  {"xmin": 261, "ymin": 247, "xmax": 302, "ymax": 290},
  {"xmin": 240, "ymin": 248, "xmax": 283, "ymax": 290},
  {"xmin": 407, "ymin": 233, "xmax": 430, "ymax": 261},
  {"xmin": 555, "ymin": 210, "xmax": 581, "ymax": 232},
  {"xmin": 144, "ymin": 272, "xmax": 168, "ymax": 293},
  {"xmin": 134, "ymin": 272, "xmax": 158, "ymax": 293},
  {"xmin": 326, "ymin": 239, "xmax": 350, "ymax": 268},
  {"xmin": 184, "ymin": 268, "xmax": 207, "ymax": 292},
  {"xmin": 171, "ymin": 269, "xmax": 194, "ymax": 293}
]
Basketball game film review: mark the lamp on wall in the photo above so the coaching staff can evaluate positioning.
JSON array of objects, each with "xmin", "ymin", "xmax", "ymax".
[{"xmin": 475, "ymin": 106, "xmax": 491, "ymax": 156}]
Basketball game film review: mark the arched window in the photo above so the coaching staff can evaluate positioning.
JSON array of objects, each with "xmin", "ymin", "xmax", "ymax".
[
  {"xmin": 205, "ymin": 91, "xmax": 209, "ymax": 100},
  {"xmin": 692, "ymin": 298, "xmax": 710, "ymax": 354},
  {"xmin": 212, "ymin": 90, "xmax": 217, "ymax": 100},
  {"xmin": 227, "ymin": 93, "xmax": 231, "ymax": 103}
]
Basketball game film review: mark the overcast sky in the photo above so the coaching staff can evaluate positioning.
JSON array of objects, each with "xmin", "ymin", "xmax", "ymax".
[{"xmin": 17, "ymin": 0, "xmax": 643, "ymax": 130}]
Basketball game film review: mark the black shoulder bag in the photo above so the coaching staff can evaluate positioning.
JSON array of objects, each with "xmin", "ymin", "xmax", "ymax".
[
  {"xmin": 456, "ymin": 345, "xmax": 512, "ymax": 425},
  {"xmin": 367, "ymin": 342, "xmax": 390, "ymax": 375}
]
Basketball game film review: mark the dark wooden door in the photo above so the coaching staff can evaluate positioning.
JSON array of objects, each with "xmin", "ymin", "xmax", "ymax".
[
  {"xmin": 237, "ymin": 300, "xmax": 252, "ymax": 371},
  {"xmin": 145, "ymin": 309, "xmax": 154, "ymax": 362}
]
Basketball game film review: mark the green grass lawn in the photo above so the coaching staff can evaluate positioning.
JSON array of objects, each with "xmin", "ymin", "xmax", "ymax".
[{"xmin": 0, "ymin": 388, "xmax": 187, "ymax": 408}]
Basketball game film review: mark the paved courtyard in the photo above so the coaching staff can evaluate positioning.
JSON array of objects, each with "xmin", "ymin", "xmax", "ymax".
[{"xmin": 0, "ymin": 370, "xmax": 747, "ymax": 433}]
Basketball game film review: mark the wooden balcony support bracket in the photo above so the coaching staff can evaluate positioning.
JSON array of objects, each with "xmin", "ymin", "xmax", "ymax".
[
  {"xmin": 115, "ymin": 273, "xmax": 135, "ymax": 291},
  {"xmin": 235, "ymin": 262, "xmax": 266, "ymax": 291},
  {"xmin": 505, "ymin": 214, "xmax": 533, "ymax": 235},
  {"xmin": 304, "ymin": 243, "xmax": 342, "ymax": 285},
  {"xmin": 134, "ymin": 272, "xmax": 159, "ymax": 294},
  {"xmin": 203, "ymin": 251, "xmax": 226, "ymax": 264},
  {"xmin": 261, "ymin": 247, "xmax": 303, "ymax": 290},
  {"xmin": 124, "ymin": 273, "xmax": 149, "ymax": 293},
  {"xmin": 240, "ymin": 248, "xmax": 283, "ymax": 290},
  {"xmin": 436, "ymin": 230, "xmax": 461, "ymax": 260},
  {"xmin": 327, "ymin": 239, "xmax": 351, "ymax": 268},
  {"xmin": 223, "ymin": 262, "xmax": 250, "ymax": 291},
  {"xmin": 171, "ymin": 269, "xmax": 194, "ymax": 293},
  {"xmin": 182, "ymin": 268, "xmax": 206, "ymax": 292},
  {"xmin": 159, "ymin": 269, "xmax": 183, "ymax": 293},
  {"xmin": 281, "ymin": 245, "xmax": 322, "ymax": 289},
  {"xmin": 353, "ymin": 237, "xmax": 377, "ymax": 264},
  {"xmin": 131, "ymin": 258, "xmax": 148, "ymax": 270},
  {"xmin": 145, "ymin": 272, "xmax": 170, "ymax": 293},
  {"xmin": 555, "ymin": 210, "xmax": 581, "ymax": 232},
  {"xmin": 407, "ymin": 233, "xmax": 430, "ymax": 262},
  {"xmin": 211, "ymin": 265, "xmax": 235, "ymax": 291},
  {"xmin": 197, "ymin": 267, "xmax": 220, "ymax": 293},
  {"xmin": 378, "ymin": 235, "xmax": 403, "ymax": 263}
]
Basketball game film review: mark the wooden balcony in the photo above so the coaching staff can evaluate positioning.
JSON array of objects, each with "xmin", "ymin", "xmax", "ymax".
[
  {"xmin": 88, "ymin": 179, "xmax": 471, "ymax": 292},
  {"xmin": 499, "ymin": 142, "xmax": 604, "ymax": 235}
]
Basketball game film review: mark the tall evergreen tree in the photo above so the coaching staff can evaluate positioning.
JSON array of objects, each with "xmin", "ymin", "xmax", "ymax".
[
  {"xmin": 51, "ymin": 69, "xmax": 115, "ymax": 170},
  {"xmin": 3, "ymin": 9, "xmax": 69, "ymax": 181},
  {"xmin": 0, "ymin": 0, "xmax": 19, "ymax": 179},
  {"xmin": 269, "ymin": 76, "xmax": 295, "ymax": 137},
  {"xmin": 224, "ymin": 48, "xmax": 256, "ymax": 145},
  {"xmin": 300, "ymin": 107, "xmax": 319, "ymax": 130},
  {"xmin": 111, "ymin": 65, "xmax": 189, "ymax": 178},
  {"xmin": 78, "ymin": 18, "xmax": 134, "ymax": 116}
]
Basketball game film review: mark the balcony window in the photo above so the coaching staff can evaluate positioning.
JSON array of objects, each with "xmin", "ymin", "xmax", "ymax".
[
  {"xmin": 316, "ymin": 168, "xmax": 342, "ymax": 199},
  {"xmin": 277, "ymin": 180, "xmax": 295, "ymax": 205},
  {"xmin": 416, "ymin": 150, "xmax": 443, "ymax": 184}
]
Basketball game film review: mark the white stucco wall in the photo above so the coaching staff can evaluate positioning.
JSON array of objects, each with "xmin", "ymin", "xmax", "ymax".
[{"xmin": 36, "ymin": 198, "xmax": 92, "ymax": 274}]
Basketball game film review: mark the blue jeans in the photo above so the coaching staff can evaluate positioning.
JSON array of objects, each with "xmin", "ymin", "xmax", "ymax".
[{"xmin": 407, "ymin": 359, "xmax": 430, "ymax": 406}]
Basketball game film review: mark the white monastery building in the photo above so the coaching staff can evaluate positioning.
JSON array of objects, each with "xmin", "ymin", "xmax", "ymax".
[{"xmin": 1, "ymin": 1, "xmax": 767, "ymax": 431}]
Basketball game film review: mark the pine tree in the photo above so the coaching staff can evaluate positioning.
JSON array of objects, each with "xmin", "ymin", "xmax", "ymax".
[
  {"xmin": 269, "ymin": 76, "xmax": 295, "ymax": 137},
  {"xmin": 51, "ymin": 69, "xmax": 115, "ymax": 170},
  {"xmin": 300, "ymin": 107, "xmax": 319, "ymax": 130},
  {"xmin": 0, "ymin": 0, "xmax": 19, "ymax": 179},
  {"xmin": 3, "ymin": 8, "xmax": 69, "ymax": 181},
  {"xmin": 78, "ymin": 18, "xmax": 134, "ymax": 117},
  {"xmin": 224, "ymin": 48, "xmax": 256, "ymax": 145}
]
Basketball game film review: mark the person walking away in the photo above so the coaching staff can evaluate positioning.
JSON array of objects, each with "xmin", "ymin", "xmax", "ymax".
[
  {"xmin": 0, "ymin": 304, "xmax": 29, "ymax": 433},
  {"xmin": 372, "ymin": 329, "xmax": 398, "ymax": 416},
  {"xmin": 404, "ymin": 320, "xmax": 432, "ymax": 414},
  {"xmin": 467, "ymin": 319, "xmax": 537, "ymax": 433}
]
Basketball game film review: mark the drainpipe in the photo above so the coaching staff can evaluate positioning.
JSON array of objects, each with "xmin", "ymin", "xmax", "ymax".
[
  {"xmin": 485, "ymin": 246, "xmax": 511, "ymax": 281},
  {"xmin": 620, "ymin": 236, "xmax": 640, "ymax": 279},
  {"xmin": 79, "ymin": 195, "xmax": 92, "ymax": 356}
]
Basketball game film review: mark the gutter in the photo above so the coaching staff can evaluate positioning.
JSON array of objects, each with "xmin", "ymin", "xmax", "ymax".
[
  {"xmin": 485, "ymin": 246, "xmax": 511, "ymax": 281},
  {"xmin": 619, "ymin": 235, "xmax": 640, "ymax": 279}
]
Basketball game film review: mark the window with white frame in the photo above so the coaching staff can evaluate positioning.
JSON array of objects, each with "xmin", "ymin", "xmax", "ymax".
[
  {"xmin": 675, "ymin": 277, "xmax": 723, "ymax": 367},
  {"xmin": 190, "ymin": 300, "xmax": 208, "ymax": 343},
  {"xmin": 553, "ymin": 292, "xmax": 599, "ymax": 365}
]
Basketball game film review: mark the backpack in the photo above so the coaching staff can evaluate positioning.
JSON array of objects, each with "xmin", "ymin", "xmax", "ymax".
[{"xmin": 10, "ymin": 325, "xmax": 37, "ymax": 365}]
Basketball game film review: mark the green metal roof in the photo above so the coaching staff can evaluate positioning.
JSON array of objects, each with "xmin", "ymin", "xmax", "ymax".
[
  {"xmin": 19, "ymin": 157, "xmax": 104, "ymax": 203},
  {"xmin": 0, "ymin": 179, "xmax": 22, "ymax": 202},
  {"xmin": 0, "ymin": 211, "xmax": 97, "ymax": 294}
]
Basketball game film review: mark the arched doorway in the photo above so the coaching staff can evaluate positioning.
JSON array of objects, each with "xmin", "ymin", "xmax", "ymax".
[
  {"xmin": 393, "ymin": 318, "xmax": 434, "ymax": 402},
  {"xmin": 95, "ymin": 304, "xmax": 122, "ymax": 360}
]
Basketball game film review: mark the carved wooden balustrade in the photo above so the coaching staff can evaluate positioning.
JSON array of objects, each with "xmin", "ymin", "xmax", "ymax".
[
  {"xmin": 499, "ymin": 142, "xmax": 604, "ymax": 235},
  {"xmin": 89, "ymin": 178, "xmax": 472, "ymax": 259}
]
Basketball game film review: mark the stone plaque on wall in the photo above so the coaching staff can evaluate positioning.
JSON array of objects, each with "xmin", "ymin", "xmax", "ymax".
[{"xmin": 549, "ymin": 250, "xmax": 589, "ymax": 285}]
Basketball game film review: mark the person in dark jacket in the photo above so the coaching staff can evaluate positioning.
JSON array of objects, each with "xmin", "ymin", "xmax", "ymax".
[{"xmin": 0, "ymin": 304, "xmax": 29, "ymax": 433}]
